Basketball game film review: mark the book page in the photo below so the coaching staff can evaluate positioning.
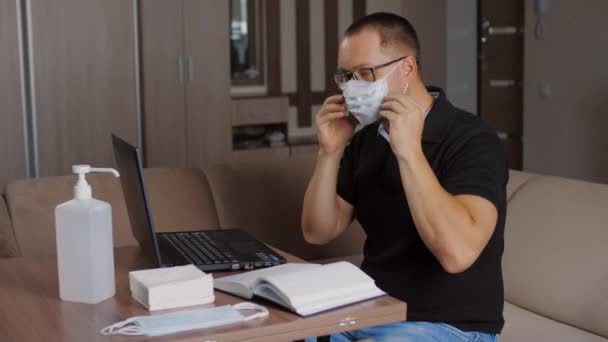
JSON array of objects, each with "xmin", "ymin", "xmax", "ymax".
[
  {"xmin": 259, "ymin": 261, "xmax": 385, "ymax": 315},
  {"xmin": 214, "ymin": 263, "xmax": 319, "ymax": 299},
  {"xmin": 291, "ymin": 284, "xmax": 384, "ymax": 316},
  {"xmin": 252, "ymin": 283, "xmax": 292, "ymax": 308}
]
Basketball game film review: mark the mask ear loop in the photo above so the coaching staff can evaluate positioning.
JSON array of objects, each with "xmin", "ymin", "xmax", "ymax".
[
  {"xmin": 401, "ymin": 58, "xmax": 412, "ymax": 95},
  {"xmin": 400, "ymin": 64, "xmax": 426, "ymax": 113},
  {"xmin": 100, "ymin": 317, "xmax": 144, "ymax": 336},
  {"xmin": 233, "ymin": 302, "xmax": 270, "ymax": 321},
  {"xmin": 380, "ymin": 59, "xmax": 404, "ymax": 82}
]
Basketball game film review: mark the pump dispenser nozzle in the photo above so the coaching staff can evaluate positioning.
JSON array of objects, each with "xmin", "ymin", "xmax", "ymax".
[{"xmin": 72, "ymin": 165, "xmax": 120, "ymax": 200}]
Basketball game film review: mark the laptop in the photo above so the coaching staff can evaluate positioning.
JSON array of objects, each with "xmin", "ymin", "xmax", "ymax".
[{"xmin": 111, "ymin": 134, "xmax": 286, "ymax": 272}]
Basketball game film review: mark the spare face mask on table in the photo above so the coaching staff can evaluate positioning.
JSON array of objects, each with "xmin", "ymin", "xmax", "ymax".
[
  {"xmin": 340, "ymin": 60, "xmax": 405, "ymax": 126},
  {"xmin": 100, "ymin": 302, "xmax": 268, "ymax": 337}
]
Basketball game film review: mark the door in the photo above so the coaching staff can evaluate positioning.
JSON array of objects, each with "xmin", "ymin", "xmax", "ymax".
[
  {"xmin": 184, "ymin": 0, "xmax": 232, "ymax": 168},
  {"xmin": 30, "ymin": 0, "xmax": 137, "ymax": 176},
  {"xmin": 140, "ymin": 0, "xmax": 188, "ymax": 168},
  {"xmin": 479, "ymin": 0, "xmax": 524, "ymax": 170},
  {"xmin": 0, "ymin": 0, "xmax": 26, "ymax": 187}
]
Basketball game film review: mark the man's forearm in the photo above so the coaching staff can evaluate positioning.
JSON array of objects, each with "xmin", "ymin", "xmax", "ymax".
[
  {"xmin": 301, "ymin": 149, "xmax": 344, "ymax": 244},
  {"xmin": 397, "ymin": 149, "xmax": 482, "ymax": 273}
]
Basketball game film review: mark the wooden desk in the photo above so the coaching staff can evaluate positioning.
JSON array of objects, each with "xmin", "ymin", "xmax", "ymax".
[{"xmin": 0, "ymin": 246, "xmax": 406, "ymax": 341}]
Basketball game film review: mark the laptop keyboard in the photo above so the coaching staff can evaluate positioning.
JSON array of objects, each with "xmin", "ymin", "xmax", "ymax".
[{"xmin": 165, "ymin": 232, "xmax": 239, "ymax": 265}]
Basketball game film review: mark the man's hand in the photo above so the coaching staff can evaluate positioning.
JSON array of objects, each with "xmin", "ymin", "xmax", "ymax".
[
  {"xmin": 380, "ymin": 94, "xmax": 426, "ymax": 162},
  {"xmin": 316, "ymin": 95, "xmax": 357, "ymax": 156}
]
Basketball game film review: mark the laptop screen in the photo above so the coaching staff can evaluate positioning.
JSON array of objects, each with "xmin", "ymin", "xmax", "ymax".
[{"xmin": 111, "ymin": 134, "xmax": 162, "ymax": 267}]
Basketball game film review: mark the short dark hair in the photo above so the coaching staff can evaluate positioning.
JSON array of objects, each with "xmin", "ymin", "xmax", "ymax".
[{"xmin": 345, "ymin": 12, "xmax": 421, "ymax": 64}]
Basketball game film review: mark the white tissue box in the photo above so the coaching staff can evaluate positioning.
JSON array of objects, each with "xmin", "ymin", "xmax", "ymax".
[{"xmin": 129, "ymin": 265, "xmax": 215, "ymax": 311}]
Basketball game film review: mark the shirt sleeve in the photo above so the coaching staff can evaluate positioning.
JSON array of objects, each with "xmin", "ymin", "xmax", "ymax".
[
  {"xmin": 337, "ymin": 143, "xmax": 356, "ymax": 205},
  {"xmin": 440, "ymin": 131, "xmax": 509, "ymax": 209}
]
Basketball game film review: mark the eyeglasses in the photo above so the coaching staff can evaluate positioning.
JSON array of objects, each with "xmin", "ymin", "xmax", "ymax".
[{"xmin": 334, "ymin": 56, "xmax": 407, "ymax": 86}]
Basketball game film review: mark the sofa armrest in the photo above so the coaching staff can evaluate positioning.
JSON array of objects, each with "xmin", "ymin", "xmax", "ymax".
[{"xmin": 0, "ymin": 194, "xmax": 20, "ymax": 257}]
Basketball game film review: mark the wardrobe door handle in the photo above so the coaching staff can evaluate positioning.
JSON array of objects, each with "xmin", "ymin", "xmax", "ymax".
[
  {"xmin": 188, "ymin": 56, "xmax": 194, "ymax": 81},
  {"xmin": 489, "ymin": 79, "xmax": 517, "ymax": 88},
  {"xmin": 178, "ymin": 56, "xmax": 184, "ymax": 83},
  {"xmin": 488, "ymin": 26, "xmax": 520, "ymax": 35}
]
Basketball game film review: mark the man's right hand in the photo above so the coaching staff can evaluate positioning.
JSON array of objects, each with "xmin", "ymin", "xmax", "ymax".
[{"xmin": 316, "ymin": 95, "xmax": 356, "ymax": 156}]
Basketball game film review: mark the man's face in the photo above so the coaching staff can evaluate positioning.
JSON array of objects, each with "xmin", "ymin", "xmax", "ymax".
[{"xmin": 337, "ymin": 28, "xmax": 410, "ymax": 94}]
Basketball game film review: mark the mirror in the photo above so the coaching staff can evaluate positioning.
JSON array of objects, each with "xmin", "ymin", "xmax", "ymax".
[{"xmin": 230, "ymin": 0, "xmax": 264, "ymax": 86}]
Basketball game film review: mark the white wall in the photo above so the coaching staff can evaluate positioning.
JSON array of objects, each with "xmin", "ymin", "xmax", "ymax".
[
  {"xmin": 523, "ymin": 0, "xmax": 608, "ymax": 183},
  {"xmin": 446, "ymin": 0, "xmax": 477, "ymax": 114},
  {"xmin": 402, "ymin": 0, "xmax": 478, "ymax": 114}
]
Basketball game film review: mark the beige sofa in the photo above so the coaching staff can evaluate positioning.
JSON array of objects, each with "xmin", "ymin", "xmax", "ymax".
[{"xmin": 1, "ymin": 156, "xmax": 607, "ymax": 341}]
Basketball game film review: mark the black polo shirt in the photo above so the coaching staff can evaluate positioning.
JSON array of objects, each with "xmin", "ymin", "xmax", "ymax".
[{"xmin": 337, "ymin": 87, "xmax": 508, "ymax": 334}]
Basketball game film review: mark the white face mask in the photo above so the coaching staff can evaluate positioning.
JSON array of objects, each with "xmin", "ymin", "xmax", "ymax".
[
  {"xmin": 340, "ymin": 60, "xmax": 404, "ymax": 126},
  {"xmin": 100, "ymin": 302, "xmax": 268, "ymax": 337}
]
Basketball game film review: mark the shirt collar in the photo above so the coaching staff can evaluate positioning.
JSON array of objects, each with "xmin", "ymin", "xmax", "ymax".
[{"xmin": 378, "ymin": 86, "xmax": 450, "ymax": 143}]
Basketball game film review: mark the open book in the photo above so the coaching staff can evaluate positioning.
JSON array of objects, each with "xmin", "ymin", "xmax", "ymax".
[{"xmin": 214, "ymin": 262, "xmax": 385, "ymax": 316}]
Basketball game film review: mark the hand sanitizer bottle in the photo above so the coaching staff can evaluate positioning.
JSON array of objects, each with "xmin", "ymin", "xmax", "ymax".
[{"xmin": 55, "ymin": 165, "xmax": 120, "ymax": 304}]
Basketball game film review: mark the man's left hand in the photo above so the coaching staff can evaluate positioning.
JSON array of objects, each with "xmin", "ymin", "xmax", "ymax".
[{"xmin": 380, "ymin": 94, "xmax": 425, "ymax": 163}]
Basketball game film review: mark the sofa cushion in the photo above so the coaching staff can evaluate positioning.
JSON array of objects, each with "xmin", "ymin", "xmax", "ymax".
[
  {"xmin": 5, "ymin": 168, "xmax": 218, "ymax": 257},
  {"xmin": 503, "ymin": 176, "xmax": 608, "ymax": 338},
  {"xmin": 501, "ymin": 302, "xmax": 606, "ymax": 342},
  {"xmin": 506, "ymin": 170, "xmax": 536, "ymax": 201},
  {"xmin": 204, "ymin": 156, "xmax": 366, "ymax": 261},
  {"xmin": 0, "ymin": 195, "xmax": 19, "ymax": 257}
]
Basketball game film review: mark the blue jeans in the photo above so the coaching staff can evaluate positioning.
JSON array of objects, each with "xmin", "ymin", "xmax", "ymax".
[{"xmin": 305, "ymin": 321, "xmax": 498, "ymax": 342}]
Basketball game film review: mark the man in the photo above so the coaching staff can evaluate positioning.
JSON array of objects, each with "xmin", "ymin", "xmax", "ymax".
[{"xmin": 302, "ymin": 12, "xmax": 508, "ymax": 341}]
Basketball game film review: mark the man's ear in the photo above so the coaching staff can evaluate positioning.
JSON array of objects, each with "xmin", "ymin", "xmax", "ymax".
[{"xmin": 400, "ymin": 55, "xmax": 417, "ymax": 78}]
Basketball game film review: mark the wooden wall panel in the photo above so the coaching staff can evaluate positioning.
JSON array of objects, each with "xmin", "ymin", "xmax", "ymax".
[
  {"xmin": 30, "ymin": 0, "xmax": 137, "ymax": 176},
  {"xmin": 503, "ymin": 137, "xmax": 522, "ymax": 171},
  {"xmin": 184, "ymin": 0, "xmax": 231, "ymax": 167},
  {"xmin": 309, "ymin": 0, "xmax": 326, "ymax": 93},
  {"xmin": 266, "ymin": 0, "xmax": 282, "ymax": 96},
  {"xmin": 295, "ymin": 0, "xmax": 312, "ymax": 127},
  {"xmin": 353, "ymin": 0, "xmax": 366, "ymax": 21},
  {"xmin": 140, "ymin": 0, "xmax": 187, "ymax": 168},
  {"xmin": 0, "ymin": 0, "xmax": 26, "ymax": 187},
  {"xmin": 324, "ymin": 0, "xmax": 339, "ymax": 96},
  {"xmin": 480, "ymin": 0, "xmax": 523, "ymax": 136},
  {"xmin": 280, "ymin": 0, "xmax": 297, "ymax": 94}
]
